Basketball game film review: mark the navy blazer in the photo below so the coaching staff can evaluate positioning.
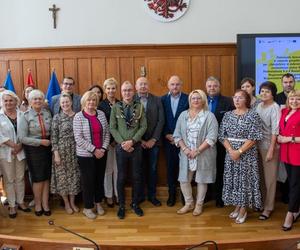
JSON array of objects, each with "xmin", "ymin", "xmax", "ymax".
[
  {"xmin": 50, "ymin": 93, "xmax": 81, "ymax": 115},
  {"xmin": 161, "ymin": 92, "xmax": 189, "ymax": 135},
  {"xmin": 214, "ymin": 95, "xmax": 234, "ymax": 124}
]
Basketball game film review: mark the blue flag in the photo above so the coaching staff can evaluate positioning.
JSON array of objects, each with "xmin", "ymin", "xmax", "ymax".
[
  {"xmin": 46, "ymin": 71, "xmax": 61, "ymax": 105},
  {"xmin": 3, "ymin": 71, "xmax": 16, "ymax": 93}
]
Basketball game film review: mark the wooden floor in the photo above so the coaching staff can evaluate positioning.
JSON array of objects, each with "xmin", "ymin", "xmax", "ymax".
[{"xmin": 0, "ymin": 196, "xmax": 300, "ymax": 249}]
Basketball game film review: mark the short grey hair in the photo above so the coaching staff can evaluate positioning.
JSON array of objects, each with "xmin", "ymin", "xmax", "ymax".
[
  {"xmin": 28, "ymin": 89, "xmax": 45, "ymax": 102},
  {"xmin": 206, "ymin": 76, "xmax": 220, "ymax": 85}
]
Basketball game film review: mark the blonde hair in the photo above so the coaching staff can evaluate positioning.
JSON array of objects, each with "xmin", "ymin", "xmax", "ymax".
[
  {"xmin": 287, "ymin": 89, "xmax": 300, "ymax": 109},
  {"xmin": 103, "ymin": 77, "xmax": 118, "ymax": 89},
  {"xmin": 81, "ymin": 90, "xmax": 99, "ymax": 110},
  {"xmin": 60, "ymin": 92, "xmax": 73, "ymax": 103},
  {"xmin": 188, "ymin": 89, "xmax": 208, "ymax": 110},
  {"xmin": 2, "ymin": 90, "xmax": 20, "ymax": 107}
]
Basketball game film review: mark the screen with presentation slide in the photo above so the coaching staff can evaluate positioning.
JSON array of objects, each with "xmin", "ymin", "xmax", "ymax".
[{"xmin": 237, "ymin": 33, "xmax": 300, "ymax": 94}]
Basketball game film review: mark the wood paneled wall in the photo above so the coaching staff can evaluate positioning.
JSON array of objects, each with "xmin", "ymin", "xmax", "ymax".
[
  {"xmin": 0, "ymin": 44, "xmax": 236, "ymax": 98},
  {"xmin": 0, "ymin": 44, "xmax": 237, "ymax": 185}
]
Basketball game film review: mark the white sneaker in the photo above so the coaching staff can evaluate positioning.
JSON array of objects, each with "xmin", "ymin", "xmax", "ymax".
[
  {"xmin": 83, "ymin": 208, "xmax": 97, "ymax": 219},
  {"xmin": 96, "ymin": 204, "xmax": 105, "ymax": 216}
]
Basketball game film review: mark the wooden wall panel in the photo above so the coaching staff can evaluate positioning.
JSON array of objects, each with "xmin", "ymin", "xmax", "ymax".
[
  {"xmin": 77, "ymin": 58, "xmax": 92, "ymax": 94},
  {"xmin": 50, "ymin": 59, "xmax": 63, "ymax": 84},
  {"xmin": 36, "ymin": 59, "xmax": 50, "ymax": 93},
  {"xmin": 221, "ymin": 55, "xmax": 236, "ymax": 96},
  {"xmin": 119, "ymin": 57, "xmax": 134, "ymax": 84},
  {"xmin": 91, "ymin": 58, "xmax": 106, "ymax": 86},
  {"xmin": 191, "ymin": 56, "xmax": 206, "ymax": 91},
  {"xmin": 206, "ymin": 55, "xmax": 221, "ymax": 80},
  {"xmin": 134, "ymin": 57, "xmax": 146, "ymax": 81},
  {"xmin": 106, "ymin": 57, "xmax": 120, "ymax": 98},
  {"xmin": 9, "ymin": 61, "xmax": 23, "ymax": 97},
  {"xmin": 63, "ymin": 59, "xmax": 78, "ymax": 93},
  {"xmin": 0, "ymin": 61, "xmax": 8, "ymax": 85},
  {"xmin": 146, "ymin": 57, "xmax": 191, "ymax": 96}
]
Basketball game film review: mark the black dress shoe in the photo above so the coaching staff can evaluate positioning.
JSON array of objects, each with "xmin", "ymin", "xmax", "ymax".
[
  {"xmin": 167, "ymin": 196, "xmax": 176, "ymax": 207},
  {"xmin": 43, "ymin": 210, "xmax": 52, "ymax": 216},
  {"xmin": 35, "ymin": 210, "xmax": 43, "ymax": 216},
  {"xmin": 282, "ymin": 224, "xmax": 293, "ymax": 231},
  {"xmin": 148, "ymin": 197, "xmax": 161, "ymax": 207},
  {"xmin": 131, "ymin": 204, "xmax": 144, "ymax": 217},
  {"xmin": 9, "ymin": 212, "xmax": 17, "ymax": 219},
  {"xmin": 18, "ymin": 206, "xmax": 31, "ymax": 212},
  {"xmin": 117, "ymin": 206, "xmax": 125, "ymax": 219}
]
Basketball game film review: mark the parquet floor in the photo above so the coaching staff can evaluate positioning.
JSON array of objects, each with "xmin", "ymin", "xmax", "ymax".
[{"xmin": 0, "ymin": 198, "xmax": 299, "ymax": 247}]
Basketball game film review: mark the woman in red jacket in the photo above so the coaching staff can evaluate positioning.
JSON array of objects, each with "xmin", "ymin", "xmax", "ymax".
[{"xmin": 278, "ymin": 89, "xmax": 300, "ymax": 231}]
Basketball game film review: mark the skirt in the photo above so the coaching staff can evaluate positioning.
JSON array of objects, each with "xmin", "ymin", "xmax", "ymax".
[{"xmin": 24, "ymin": 145, "xmax": 52, "ymax": 183}]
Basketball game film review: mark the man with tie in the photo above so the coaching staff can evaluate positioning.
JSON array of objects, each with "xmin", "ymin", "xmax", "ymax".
[
  {"xmin": 206, "ymin": 76, "xmax": 233, "ymax": 207},
  {"xmin": 134, "ymin": 77, "xmax": 165, "ymax": 206},
  {"xmin": 110, "ymin": 81, "xmax": 147, "ymax": 219},
  {"xmin": 161, "ymin": 75, "xmax": 189, "ymax": 206}
]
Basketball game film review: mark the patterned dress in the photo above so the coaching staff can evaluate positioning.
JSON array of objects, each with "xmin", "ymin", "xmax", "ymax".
[
  {"xmin": 50, "ymin": 112, "xmax": 80, "ymax": 196},
  {"xmin": 218, "ymin": 109, "xmax": 263, "ymax": 209}
]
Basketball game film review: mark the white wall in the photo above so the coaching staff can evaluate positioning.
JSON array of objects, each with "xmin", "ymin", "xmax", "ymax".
[{"xmin": 0, "ymin": 0, "xmax": 299, "ymax": 48}]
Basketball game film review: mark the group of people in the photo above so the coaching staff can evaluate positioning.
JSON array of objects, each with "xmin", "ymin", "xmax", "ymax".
[{"xmin": 0, "ymin": 73, "xmax": 299, "ymax": 232}]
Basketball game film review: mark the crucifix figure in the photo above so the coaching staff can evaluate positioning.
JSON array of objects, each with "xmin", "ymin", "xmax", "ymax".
[{"xmin": 49, "ymin": 4, "xmax": 60, "ymax": 29}]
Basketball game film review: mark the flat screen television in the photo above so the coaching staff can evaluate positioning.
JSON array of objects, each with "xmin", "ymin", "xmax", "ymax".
[{"xmin": 237, "ymin": 33, "xmax": 300, "ymax": 94}]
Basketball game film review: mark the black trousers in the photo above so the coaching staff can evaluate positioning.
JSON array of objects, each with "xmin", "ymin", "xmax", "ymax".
[
  {"xmin": 285, "ymin": 163, "xmax": 300, "ymax": 212},
  {"xmin": 77, "ymin": 155, "xmax": 107, "ymax": 209},
  {"xmin": 116, "ymin": 143, "xmax": 142, "ymax": 206}
]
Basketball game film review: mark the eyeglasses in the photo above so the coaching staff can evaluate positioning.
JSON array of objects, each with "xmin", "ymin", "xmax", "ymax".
[
  {"xmin": 63, "ymin": 82, "xmax": 74, "ymax": 86},
  {"xmin": 232, "ymin": 96, "xmax": 245, "ymax": 100}
]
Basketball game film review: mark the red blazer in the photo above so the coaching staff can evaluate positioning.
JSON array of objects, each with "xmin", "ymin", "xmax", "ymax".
[{"xmin": 279, "ymin": 108, "xmax": 300, "ymax": 166}]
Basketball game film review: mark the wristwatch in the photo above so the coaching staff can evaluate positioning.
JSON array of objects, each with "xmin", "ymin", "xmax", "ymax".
[{"xmin": 291, "ymin": 136, "xmax": 296, "ymax": 143}]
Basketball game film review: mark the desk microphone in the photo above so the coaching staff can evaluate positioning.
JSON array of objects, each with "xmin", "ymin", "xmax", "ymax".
[{"xmin": 48, "ymin": 220, "xmax": 100, "ymax": 250}]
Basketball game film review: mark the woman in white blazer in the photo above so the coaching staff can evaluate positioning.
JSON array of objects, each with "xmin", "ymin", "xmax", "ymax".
[{"xmin": 0, "ymin": 90, "xmax": 30, "ymax": 218}]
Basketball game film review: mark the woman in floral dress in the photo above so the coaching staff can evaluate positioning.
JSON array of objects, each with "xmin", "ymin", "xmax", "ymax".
[
  {"xmin": 219, "ymin": 89, "xmax": 263, "ymax": 224},
  {"xmin": 51, "ymin": 93, "xmax": 80, "ymax": 214}
]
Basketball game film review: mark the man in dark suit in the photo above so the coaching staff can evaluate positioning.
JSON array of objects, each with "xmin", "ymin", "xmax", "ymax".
[
  {"xmin": 275, "ymin": 73, "xmax": 296, "ymax": 204},
  {"xmin": 161, "ymin": 75, "xmax": 189, "ymax": 207},
  {"xmin": 50, "ymin": 77, "xmax": 81, "ymax": 115},
  {"xmin": 206, "ymin": 76, "xmax": 234, "ymax": 208},
  {"xmin": 135, "ymin": 77, "xmax": 165, "ymax": 206},
  {"xmin": 275, "ymin": 73, "xmax": 295, "ymax": 107}
]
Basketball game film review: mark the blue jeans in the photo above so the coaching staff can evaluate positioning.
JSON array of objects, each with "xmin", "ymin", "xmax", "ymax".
[{"xmin": 140, "ymin": 145, "xmax": 160, "ymax": 200}]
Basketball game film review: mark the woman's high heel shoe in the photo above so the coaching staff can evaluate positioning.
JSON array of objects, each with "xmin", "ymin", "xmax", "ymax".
[
  {"xmin": 229, "ymin": 211, "xmax": 239, "ymax": 219},
  {"xmin": 235, "ymin": 212, "xmax": 247, "ymax": 224}
]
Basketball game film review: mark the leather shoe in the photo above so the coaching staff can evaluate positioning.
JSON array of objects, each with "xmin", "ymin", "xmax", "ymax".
[
  {"xmin": 35, "ymin": 210, "xmax": 43, "ymax": 216},
  {"xmin": 43, "ymin": 210, "xmax": 52, "ymax": 216},
  {"xmin": 148, "ymin": 197, "xmax": 161, "ymax": 207},
  {"xmin": 131, "ymin": 203, "xmax": 144, "ymax": 217},
  {"xmin": 167, "ymin": 196, "xmax": 176, "ymax": 207},
  {"xmin": 117, "ymin": 206, "xmax": 125, "ymax": 219},
  {"xmin": 177, "ymin": 203, "xmax": 194, "ymax": 215},
  {"xmin": 216, "ymin": 200, "xmax": 224, "ymax": 208},
  {"xmin": 18, "ymin": 206, "xmax": 31, "ymax": 213}
]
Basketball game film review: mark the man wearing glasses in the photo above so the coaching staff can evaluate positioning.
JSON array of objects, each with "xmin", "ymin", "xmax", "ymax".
[{"xmin": 50, "ymin": 77, "xmax": 81, "ymax": 115}]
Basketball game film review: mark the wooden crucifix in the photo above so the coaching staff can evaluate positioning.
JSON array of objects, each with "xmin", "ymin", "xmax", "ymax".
[{"xmin": 49, "ymin": 4, "xmax": 60, "ymax": 29}]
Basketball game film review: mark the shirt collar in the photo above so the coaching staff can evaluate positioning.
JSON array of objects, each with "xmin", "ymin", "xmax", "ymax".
[{"xmin": 168, "ymin": 92, "xmax": 181, "ymax": 99}]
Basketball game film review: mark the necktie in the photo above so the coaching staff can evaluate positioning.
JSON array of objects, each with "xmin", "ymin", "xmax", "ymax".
[
  {"xmin": 208, "ymin": 99, "xmax": 213, "ymax": 112},
  {"xmin": 125, "ymin": 105, "xmax": 131, "ymax": 123},
  {"xmin": 37, "ymin": 113, "xmax": 47, "ymax": 139}
]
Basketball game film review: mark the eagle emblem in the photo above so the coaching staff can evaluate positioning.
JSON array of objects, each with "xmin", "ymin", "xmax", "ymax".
[{"xmin": 144, "ymin": 0, "xmax": 190, "ymax": 22}]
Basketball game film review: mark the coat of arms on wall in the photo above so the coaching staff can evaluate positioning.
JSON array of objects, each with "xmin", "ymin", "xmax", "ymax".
[{"xmin": 143, "ymin": 0, "xmax": 190, "ymax": 22}]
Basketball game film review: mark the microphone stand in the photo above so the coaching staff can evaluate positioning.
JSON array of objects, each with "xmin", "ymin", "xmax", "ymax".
[{"xmin": 48, "ymin": 220, "xmax": 100, "ymax": 250}]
